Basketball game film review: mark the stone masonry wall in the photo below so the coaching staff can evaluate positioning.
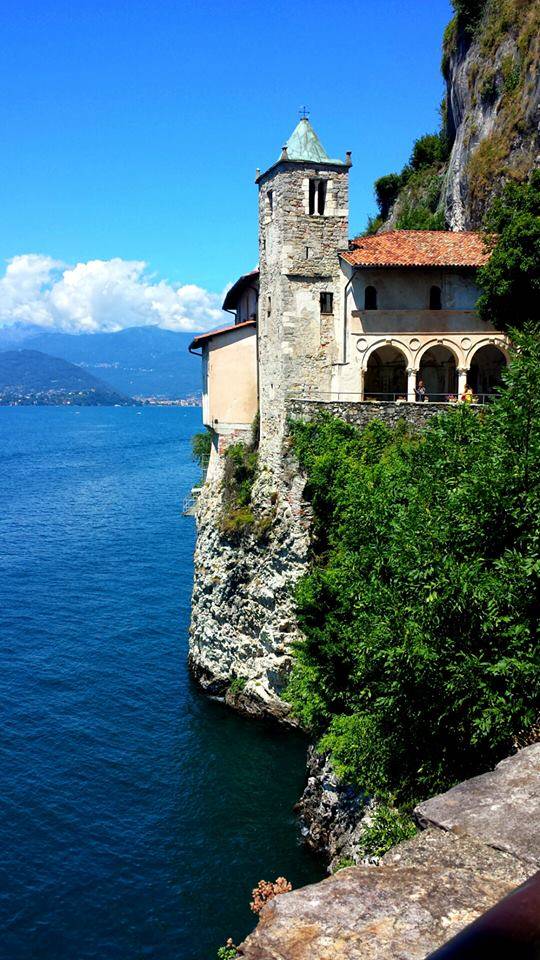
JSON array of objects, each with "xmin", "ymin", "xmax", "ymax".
[
  {"xmin": 257, "ymin": 160, "xmax": 349, "ymax": 461},
  {"xmin": 287, "ymin": 397, "xmax": 457, "ymax": 430}
]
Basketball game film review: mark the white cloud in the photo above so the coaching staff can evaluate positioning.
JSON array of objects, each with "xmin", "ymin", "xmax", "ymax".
[{"xmin": 0, "ymin": 254, "xmax": 226, "ymax": 333}]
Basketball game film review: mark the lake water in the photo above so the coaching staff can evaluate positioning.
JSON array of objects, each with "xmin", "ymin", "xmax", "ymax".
[{"xmin": 0, "ymin": 407, "xmax": 322, "ymax": 960}]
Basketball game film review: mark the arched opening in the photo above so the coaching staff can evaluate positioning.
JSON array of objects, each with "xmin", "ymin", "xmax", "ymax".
[
  {"xmin": 418, "ymin": 346, "xmax": 457, "ymax": 401},
  {"xmin": 429, "ymin": 285, "xmax": 442, "ymax": 310},
  {"xmin": 364, "ymin": 345, "xmax": 407, "ymax": 401},
  {"xmin": 468, "ymin": 345, "xmax": 507, "ymax": 400},
  {"xmin": 365, "ymin": 285, "xmax": 377, "ymax": 310}
]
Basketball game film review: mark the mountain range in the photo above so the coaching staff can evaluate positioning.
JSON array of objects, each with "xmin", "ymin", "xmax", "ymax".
[
  {"xmin": 0, "ymin": 325, "xmax": 202, "ymax": 398},
  {"xmin": 0, "ymin": 349, "xmax": 136, "ymax": 405}
]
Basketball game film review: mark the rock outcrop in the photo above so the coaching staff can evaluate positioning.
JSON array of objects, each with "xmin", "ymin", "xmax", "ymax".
[
  {"xmin": 295, "ymin": 749, "xmax": 372, "ymax": 872},
  {"xmin": 442, "ymin": 0, "xmax": 540, "ymax": 229},
  {"xmin": 237, "ymin": 745, "xmax": 540, "ymax": 959},
  {"xmin": 415, "ymin": 742, "xmax": 540, "ymax": 867},
  {"xmin": 188, "ymin": 442, "xmax": 311, "ymax": 723}
]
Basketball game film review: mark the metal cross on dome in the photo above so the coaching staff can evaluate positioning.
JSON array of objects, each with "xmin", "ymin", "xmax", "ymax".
[{"xmin": 299, "ymin": 106, "xmax": 310, "ymax": 119}]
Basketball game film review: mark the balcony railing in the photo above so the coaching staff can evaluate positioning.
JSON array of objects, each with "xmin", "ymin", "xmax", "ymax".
[{"xmin": 289, "ymin": 391, "xmax": 499, "ymax": 405}]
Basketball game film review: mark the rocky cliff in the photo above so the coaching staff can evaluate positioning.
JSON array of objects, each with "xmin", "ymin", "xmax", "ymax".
[
  {"xmin": 443, "ymin": 0, "xmax": 540, "ymax": 228},
  {"xmin": 382, "ymin": 0, "xmax": 539, "ymax": 232},
  {"xmin": 188, "ymin": 439, "xmax": 311, "ymax": 723}
]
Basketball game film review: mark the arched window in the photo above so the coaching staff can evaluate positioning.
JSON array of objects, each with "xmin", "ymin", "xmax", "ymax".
[
  {"xmin": 429, "ymin": 285, "xmax": 442, "ymax": 310},
  {"xmin": 365, "ymin": 285, "xmax": 377, "ymax": 310}
]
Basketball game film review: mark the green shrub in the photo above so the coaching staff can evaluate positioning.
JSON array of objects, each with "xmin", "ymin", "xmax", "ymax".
[
  {"xmin": 395, "ymin": 207, "xmax": 445, "ymax": 230},
  {"xmin": 374, "ymin": 174, "xmax": 402, "ymax": 219},
  {"xmin": 220, "ymin": 437, "xmax": 258, "ymax": 537},
  {"xmin": 501, "ymin": 53, "xmax": 521, "ymax": 93},
  {"xmin": 480, "ymin": 71, "xmax": 498, "ymax": 102},
  {"xmin": 452, "ymin": 0, "xmax": 487, "ymax": 34},
  {"xmin": 191, "ymin": 427, "xmax": 212, "ymax": 470},
  {"xmin": 229, "ymin": 676, "xmax": 247, "ymax": 696},
  {"xmin": 217, "ymin": 945, "xmax": 237, "ymax": 960},
  {"xmin": 410, "ymin": 133, "xmax": 449, "ymax": 171},
  {"xmin": 332, "ymin": 857, "xmax": 355, "ymax": 873},
  {"xmin": 477, "ymin": 170, "xmax": 540, "ymax": 330},
  {"xmin": 287, "ymin": 333, "xmax": 540, "ymax": 804},
  {"xmin": 356, "ymin": 804, "xmax": 417, "ymax": 860},
  {"xmin": 442, "ymin": 16, "xmax": 458, "ymax": 76}
]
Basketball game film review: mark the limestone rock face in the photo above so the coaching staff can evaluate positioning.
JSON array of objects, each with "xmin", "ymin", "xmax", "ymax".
[
  {"xmin": 295, "ymin": 748, "xmax": 372, "ymax": 872},
  {"xmin": 415, "ymin": 742, "xmax": 540, "ymax": 866},
  {"xmin": 237, "ymin": 828, "xmax": 532, "ymax": 960},
  {"xmin": 188, "ymin": 445, "xmax": 311, "ymax": 723},
  {"xmin": 443, "ymin": 5, "xmax": 540, "ymax": 229}
]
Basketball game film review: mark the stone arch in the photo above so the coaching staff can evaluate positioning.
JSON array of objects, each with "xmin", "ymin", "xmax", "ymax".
[
  {"xmin": 418, "ymin": 344, "xmax": 459, "ymax": 401},
  {"xmin": 364, "ymin": 343, "xmax": 409, "ymax": 400},
  {"xmin": 415, "ymin": 339, "xmax": 463, "ymax": 369},
  {"xmin": 467, "ymin": 343, "xmax": 508, "ymax": 399},
  {"xmin": 362, "ymin": 338, "xmax": 413, "ymax": 370}
]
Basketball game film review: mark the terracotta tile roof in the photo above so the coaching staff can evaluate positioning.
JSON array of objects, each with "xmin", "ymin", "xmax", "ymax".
[
  {"xmin": 189, "ymin": 319, "xmax": 256, "ymax": 351},
  {"xmin": 341, "ymin": 231, "xmax": 491, "ymax": 268}
]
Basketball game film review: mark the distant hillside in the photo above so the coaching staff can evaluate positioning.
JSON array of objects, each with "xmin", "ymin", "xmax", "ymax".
[
  {"xmin": 0, "ymin": 350, "xmax": 135, "ymax": 405},
  {"xmin": 0, "ymin": 325, "xmax": 202, "ymax": 398}
]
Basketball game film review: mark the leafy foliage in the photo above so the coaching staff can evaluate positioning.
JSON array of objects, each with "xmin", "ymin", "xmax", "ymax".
[
  {"xmin": 220, "ymin": 441, "xmax": 258, "ymax": 537},
  {"xmin": 477, "ymin": 171, "xmax": 540, "ymax": 331},
  {"xmin": 369, "ymin": 132, "xmax": 449, "ymax": 233},
  {"xmin": 410, "ymin": 134, "xmax": 449, "ymax": 171},
  {"xmin": 288, "ymin": 333, "xmax": 540, "ymax": 804},
  {"xmin": 191, "ymin": 427, "xmax": 212, "ymax": 469},
  {"xmin": 452, "ymin": 0, "xmax": 487, "ymax": 34},
  {"xmin": 374, "ymin": 174, "xmax": 403, "ymax": 220},
  {"xmin": 355, "ymin": 805, "xmax": 417, "ymax": 860},
  {"xmin": 229, "ymin": 676, "xmax": 247, "ymax": 696},
  {"xmin": 216, "ymin": 943, "xmax": 237, "ymax": 960}
]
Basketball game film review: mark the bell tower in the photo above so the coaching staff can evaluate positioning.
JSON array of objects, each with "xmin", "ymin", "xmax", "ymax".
[{"xmin": 255, "ymin": 118, "xmax": 351, "ymax": 448}]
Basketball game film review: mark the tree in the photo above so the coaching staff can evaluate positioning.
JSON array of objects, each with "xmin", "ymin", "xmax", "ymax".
[
  {"xmin": 410, "ymin": 133, "xmax": 448, "ymax": 171},
  {"xmin": 477, "ymin": 171, "xmax": 540, "ymax": 331},
  {"xmin": 374, "ymin": 174, "xmax": 402, "ymax": 220},
  {"xmin": 287, "ymin": 330, "xmax": 540, "ymax": 803}
]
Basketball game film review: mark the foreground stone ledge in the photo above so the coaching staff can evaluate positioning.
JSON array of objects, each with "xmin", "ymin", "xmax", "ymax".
[
  {"xmin": 238, "ymin": 746, "xmax": 540, "ymax": 959},
  {"xmin": 415, "ymin": 743, "xmax": 540, "ymax": 867},
  {"xmin": 237, "ymin": 838, "xmax": 531, "ymax": 960}
]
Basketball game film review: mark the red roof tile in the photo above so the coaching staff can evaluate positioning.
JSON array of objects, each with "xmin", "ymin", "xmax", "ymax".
[
  {"xmin": 189, "ymin": 319, "xmax": 256, "ymax": 351},
  {"xmin": 341, "ymin": 231, "xmax": 491, "ymax": 268}
]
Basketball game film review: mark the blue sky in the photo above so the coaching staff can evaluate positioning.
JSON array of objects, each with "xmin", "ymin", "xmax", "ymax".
[{"xmin": 0, "ymin": 0, "xmax": 452, "ymax": 332}]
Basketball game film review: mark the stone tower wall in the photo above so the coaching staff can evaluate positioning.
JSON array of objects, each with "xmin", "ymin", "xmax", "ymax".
[{"xmin": 257, "ymin": 161, "xmax": 349, "ymax": 460}]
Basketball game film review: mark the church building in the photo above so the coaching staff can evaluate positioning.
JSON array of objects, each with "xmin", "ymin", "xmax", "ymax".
[{"xmin": 189, "ymin": 118, "xmax": 508, "ymax": 449}]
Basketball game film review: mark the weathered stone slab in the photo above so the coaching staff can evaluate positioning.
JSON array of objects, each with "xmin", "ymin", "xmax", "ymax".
[
  {"xmin": 237, "ymin": 830, "xmax": 531, "ymax": 960},
  {"xmin": 415, "ymin": 743, "xmax": 540, "ymax": 866}
]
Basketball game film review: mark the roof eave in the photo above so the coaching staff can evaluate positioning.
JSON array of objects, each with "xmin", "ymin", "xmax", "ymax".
[{"xmin": 256, "ymin": 158, "xmax": 348, "ymax": 184}]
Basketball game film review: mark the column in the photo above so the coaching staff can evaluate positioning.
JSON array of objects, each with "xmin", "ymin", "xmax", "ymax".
[
  {"xmin": 407, "ymin": 368, "xmax": 417, "ymax": 402},
  {"xmin": 458, "ymin": 368, "xmax": 468, "ymax": 400},
  {"xmin": 359, "ymin": 367, "xmax": 365, "ymax": 402}
]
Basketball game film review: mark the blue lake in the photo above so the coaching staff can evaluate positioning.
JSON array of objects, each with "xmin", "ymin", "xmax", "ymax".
[{"xmin": 0, "ymin": 407, "xmax": 322, "ymax": 960}]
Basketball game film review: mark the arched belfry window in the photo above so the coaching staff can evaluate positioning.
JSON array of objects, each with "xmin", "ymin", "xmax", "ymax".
[
  {"xmin": 309, "ymin": 178, "xmax": 327, "ymax": 215},
  {"xmin": 365, "ymin": 285, "xmax": 377, "ymax": 310},
  {"xmin": 430, "ymin": 285, "xmax": 442, "ymax": 310}
]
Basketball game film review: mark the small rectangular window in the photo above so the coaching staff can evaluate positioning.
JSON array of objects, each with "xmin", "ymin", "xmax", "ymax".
[
  {"xmin": 320, "ymin": 292, "xmax": 333, "ymax": 314},
  {"xmin": 305, "ymin": 246, "xmax": 312, "ymax": 259},
  {"xmin": 309, "ymin": 179, "xmax": 317, "ymax": 215},
  {"xmin": 267, "ymin": 190, "xmax": 274, "ymax": 215}
]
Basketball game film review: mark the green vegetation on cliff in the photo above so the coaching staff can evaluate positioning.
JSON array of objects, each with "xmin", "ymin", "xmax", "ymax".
[
  {"xmin": 287, "ymin": 329, "xmax": 540, "ymax": 805},
  {"xmin": 478, "ymin": 170, "xmax": 540, "ymax": 329}
]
